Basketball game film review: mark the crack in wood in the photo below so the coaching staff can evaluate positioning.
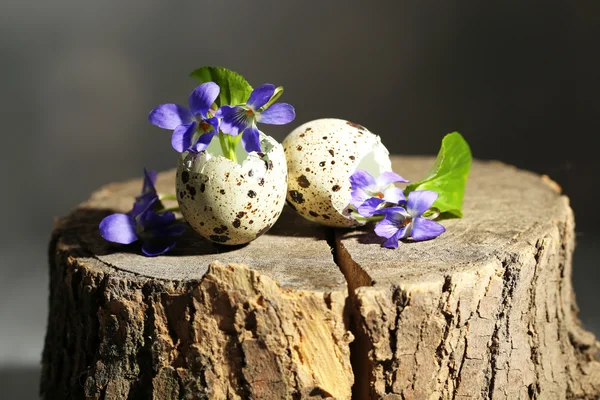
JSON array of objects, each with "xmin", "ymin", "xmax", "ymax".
[
  {"xmin": 486, "ymin": 255, "xmax": 519, "ymax": 400},
  {"xmin": 327, "ymin": 228, "xmax": 375, "ymax": 400},
  {"xmin": 387, "ymin": 287, "xmax": 409, "ymax": 394},
  {"xmin": 41, "ymin": 163, "xmax": 600, "ymax": 399}
]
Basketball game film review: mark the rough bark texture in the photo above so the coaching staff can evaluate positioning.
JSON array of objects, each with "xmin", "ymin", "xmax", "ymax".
[
  {"xmin": 41, "ymin": 157, "xmax": 600, "ymax": 400},
  {"xmin": 41, "ymin": 174, "xmax": 353, "ymax": 400},
  {"xmin": 336, "ymin": 158, "xmax": 600, "ymax": 400}
]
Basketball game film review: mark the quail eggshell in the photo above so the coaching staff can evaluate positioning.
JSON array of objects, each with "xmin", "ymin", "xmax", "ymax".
[
  {"xmin": 283, "ymin": 118, "xmax": 392, "ymax": 227},
  {"xmin": 177, "ymin": 133, "xmax": 287, "ymax": 245}
]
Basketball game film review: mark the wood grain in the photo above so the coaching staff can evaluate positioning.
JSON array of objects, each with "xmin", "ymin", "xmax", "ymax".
[{"xmin": 41, "ymin": 157, "xmax": 600, "ymax": 399}]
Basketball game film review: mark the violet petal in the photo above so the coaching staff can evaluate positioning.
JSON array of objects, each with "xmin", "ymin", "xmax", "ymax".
[
  {"xmin": 382, "ymin": 228, "xmax": 408, "ymax": 249},
  {"xmin": 382, "ymin": 187, "xmax": 406, "ymax": 205},
  {"xmin": 350, "ymin": 170, "xmax": 377, "ymax": 192},
  {"xmin": 374, "ymin": 212, "xmax": 404, "ymax": 239},
  {"xmin": 410, "ymin": 218, "xmax": 446, "ymax": 241},
  {"xmin": 131, "ymin": 192, "xmax": 158, "ymax": 218},
  {"xmin": 241, "ymin": 124, "xmax": 262, "ymax": 153},
  {"xmin": 407, "ymin": 190, "xmax": 438, "ymax": 217},
  {"xmin": 148, "ymin": 104, "xmax": 193, "ymax": 129},
  {"xmin": 141, "ymin": 240, "xmax": 178, "ymax": 257},
  {"xmin": 377, "ymin": 171, "xmax": 409, "ymax": 187},
  {"xmin": 142, "ymin": 169, "xmax": 158, "ymax": 194},
  {"xmin": 357, "ymin": 197, "xmax": 385, "ymax": 218},
  {"xmin": 190, "ymin": 130, "xmax": 217, "ymax": 153},
  {"xmin": 188, "ymin": 82, "xmax": 220, "ymax": 117},
  {"xmin": 350, "ymin": 188, "xmax": 371, "ymax": 209},
  {"xmin": 246, "ymin": 84, "xmax": 275, "ymax": 110},
  {"xmin": 171, "ymin": 122, "xmax": 197, "ymax": 153},
  {"xmin": 258, "ymin": 103, "xmax": 295, "ymax": 125},
  {"xmin": 216, "ymin": 105, "xmax": 248, "ymax": 135},
  {"xmin": 99, "ymin": 213, "xmax": 138, "ymax": 244}
]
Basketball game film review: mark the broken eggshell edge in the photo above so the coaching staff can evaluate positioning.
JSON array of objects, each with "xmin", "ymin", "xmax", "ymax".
[
  {"xmin": 176, "ymin": 133, "xmax": 287, "ymax": 245},
  {"xmin": 283, "ymin": 118, "xmax": 393, "ymax": 228}
]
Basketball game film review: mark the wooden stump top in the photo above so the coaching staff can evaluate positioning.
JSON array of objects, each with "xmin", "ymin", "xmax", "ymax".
[
  {"xmin": 336, "ymin": 157, "xmax": 568, "ymax": 287},
  {"xmin": 45, "ymin": 155, "xmax": 600, "ymax": 400},
  {"xmin": 63, "ymin": 156, "xmax": 565, "ymax": 292},
  {"xmin": 61, "ymin": 172, "xmax": 346, "ymax": 291}
]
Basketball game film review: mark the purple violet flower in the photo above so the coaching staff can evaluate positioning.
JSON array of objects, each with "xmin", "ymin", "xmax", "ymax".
[
  {"xmin": 350, "ymin": 169, "xmax": 409, "ymax": 217},
  {"xmin": 149, "ymin": 82, "xmax": 220, "ymax": 153},
  {"xmin": 130, "ymin": 169, "xmax": 158, "ymax": 217},
  {"xmin": 216, "ymin": 84, "xmax": 295, "ymax": 153},
  {"xmin": 99, "ymin": 170, "xmax": 185, "ymax": 256},
  {"xmin": 374, "ymin": 190, "xmax": 446, "ymax": 249}
]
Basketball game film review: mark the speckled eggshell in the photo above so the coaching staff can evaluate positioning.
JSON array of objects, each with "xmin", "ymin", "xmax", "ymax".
[
  {"xmin": 283, "ymin": 118, "xmax": 392, "ymax": 227},
  {"xmin": 176, "ymin": 134, "xmax": 287, "ymax": 245}
]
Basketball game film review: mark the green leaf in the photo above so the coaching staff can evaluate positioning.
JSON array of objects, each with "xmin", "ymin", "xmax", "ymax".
[
  {"xmin": 189, "ymin": 66, "xmax": 253, "ymax": 107},
  {"xmin": 405, "ymin": 132, "xmax": 472, "ymax": 218}
]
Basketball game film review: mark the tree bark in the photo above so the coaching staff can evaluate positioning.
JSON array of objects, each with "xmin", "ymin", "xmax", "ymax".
[
  {"xmin": 41, "ymin": 157, "xmax": 600, "ymax": 400},
  {"xmin": 335, "ymin": 158, "xmax": 600, "ymax": 400}
]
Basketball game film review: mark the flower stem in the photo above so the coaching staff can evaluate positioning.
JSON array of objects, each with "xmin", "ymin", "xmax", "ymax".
[
  {"xmin": 218, "ymin": 132, "xmax": 238, "ymax": 163},
  {"xmin": 218, "ymin": 131, "xmax": 228, "ymax": 156},
  {"xmin": 158, "ymin": 193, "xmax": 177, "ymax": 201},
  {"xmin": 365, "ymin": 215, "xmax": 385, "ymax": 223},
  {"xmin": 227, "ymin": 136, "xmax": 238, "ymax": 163}
]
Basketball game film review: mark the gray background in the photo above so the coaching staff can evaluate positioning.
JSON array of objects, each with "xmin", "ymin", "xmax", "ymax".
[{"xmin": 1, "ymin": 1, "xmax": 599, "ymax": 398}]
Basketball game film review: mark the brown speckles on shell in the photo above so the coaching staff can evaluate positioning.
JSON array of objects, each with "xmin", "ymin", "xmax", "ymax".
[
  {"xmin": 297, "ymin": 175, "xmax": 310, "ymax": 188},
  {"xmin": 346, "ymin": 121, "xmax": 365, "ymax": 130},
  {"xmin": 181, "ymin": 170, "xmax": 189, "ymax": 184},
  {"xmin": 282, "ymin": 118, "xmax": 390, "ymax": 228},
  {"xmin": 296, "ymin": 145, "xmax": 303, "ymax": 151},
  {"xmin": 289, "ymin": 190, "xmax": 305, "ymax": 204},
  {"xmin": 309, "ymin": 211, "xmax": 319, "ymax": 217},
  {"xmin": 176, "ymin": 136, "xmax": 287, "ymax": 245},
  {"xmin": 209, "ymin": 234, "xmax": 230, "ymax": 243},
  {"xmin": 187, "ymin": 185, "xmax": 196, "ymax": 199}
]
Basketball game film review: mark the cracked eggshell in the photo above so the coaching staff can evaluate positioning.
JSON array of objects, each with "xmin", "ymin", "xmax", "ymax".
[
  {"xmin": 176, "ymin": 134, "xmax": 287, "ymax": 245},
  {"xmin": 283, "ymin": 118, "xmax": 392, "ymax": 227}
]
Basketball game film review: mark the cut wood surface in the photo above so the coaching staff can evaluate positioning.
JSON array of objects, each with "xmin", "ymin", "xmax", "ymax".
[{"xmin": 41, "ymin": 156, "xmax": 600, "ymax": 400}]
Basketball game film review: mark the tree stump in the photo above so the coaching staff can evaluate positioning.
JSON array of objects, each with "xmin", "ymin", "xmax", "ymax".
[{"xmin": 41, "ymin": 157, "xmax": 600, "ymax": 400}]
